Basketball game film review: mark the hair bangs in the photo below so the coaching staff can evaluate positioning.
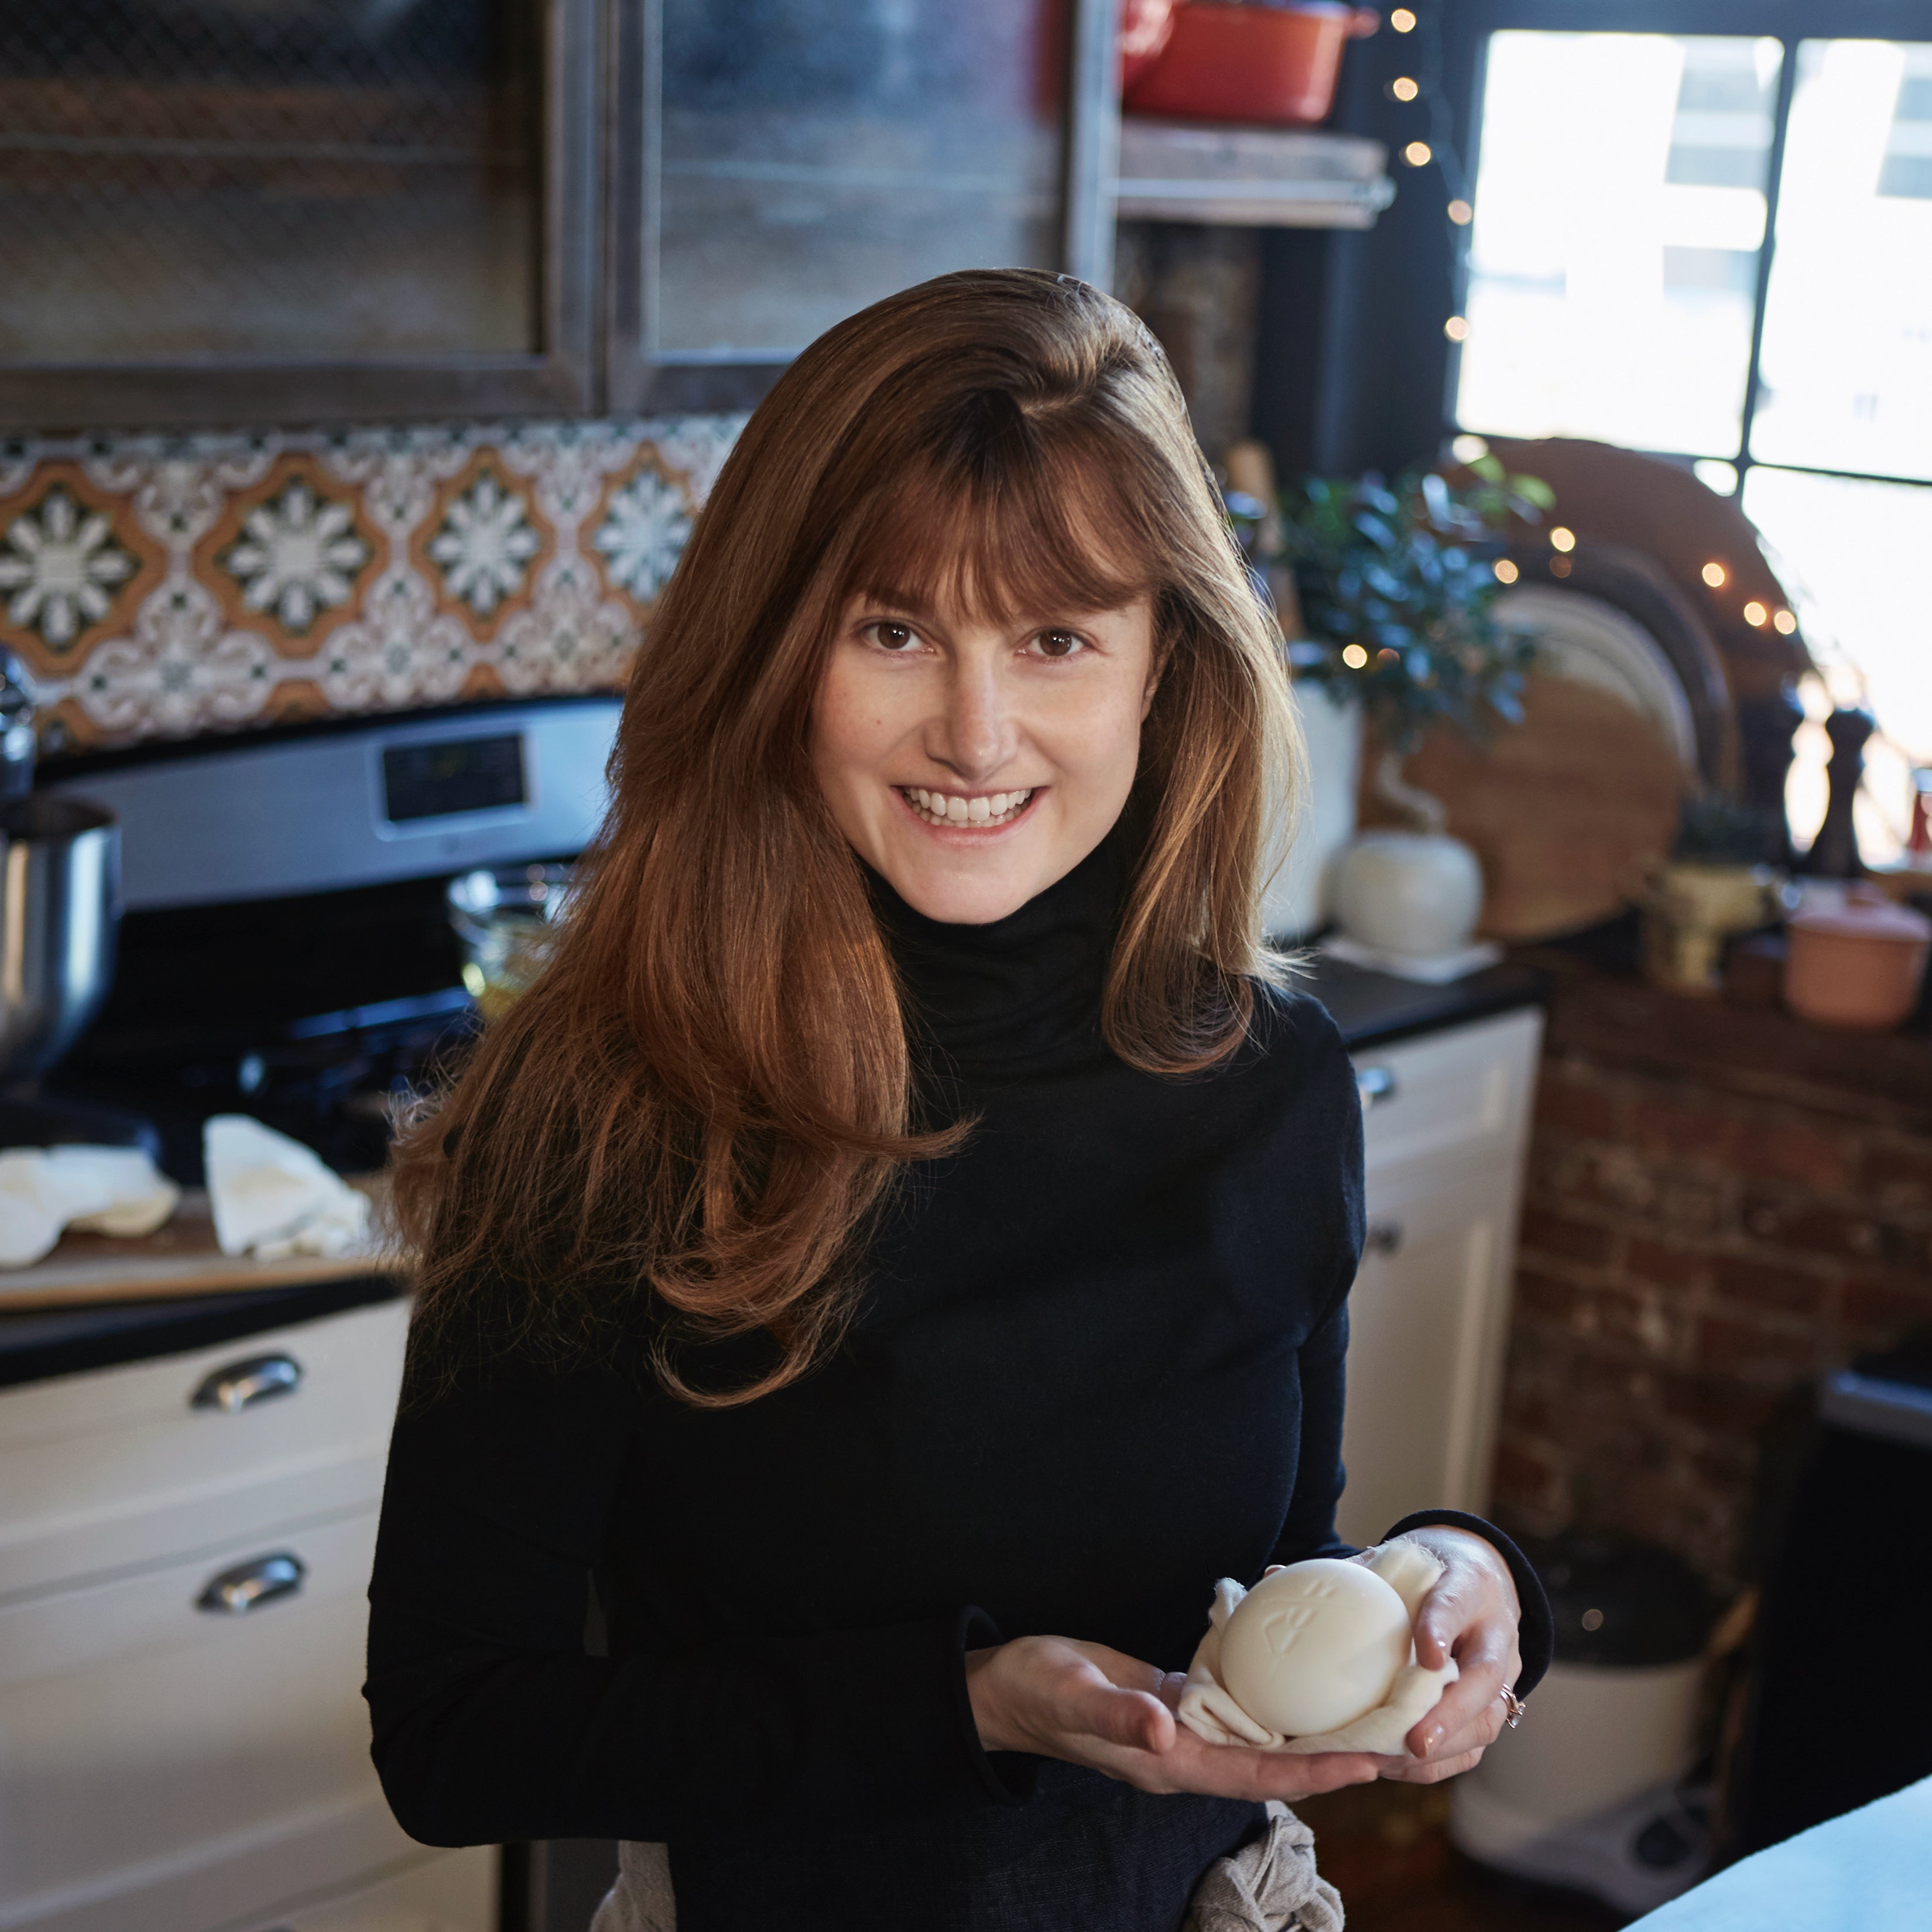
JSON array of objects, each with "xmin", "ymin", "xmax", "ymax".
[{"xmin": 839, "ymin": 423, "xmax": 1155, "ymax": 629}]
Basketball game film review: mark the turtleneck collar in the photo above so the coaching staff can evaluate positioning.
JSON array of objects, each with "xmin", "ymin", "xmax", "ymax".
[{"xmin": 866, "ymin": 824, "xmax": 1132, "ymax": 1080}]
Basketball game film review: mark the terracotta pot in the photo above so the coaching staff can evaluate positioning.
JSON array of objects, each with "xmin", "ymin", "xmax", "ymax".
[
  {"xmin": 1783, "ymin": 892, "xmax": 1931, "ymax": 1030},
  {"xmin": 1124, "ymin": 2, "xmax": 1380, "ymax": 126}
]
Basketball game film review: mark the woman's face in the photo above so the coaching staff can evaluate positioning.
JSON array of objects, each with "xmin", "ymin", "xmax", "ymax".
[{"xmin": 810, "ymin": 584, "xmax": 1159, "ymax": 924}]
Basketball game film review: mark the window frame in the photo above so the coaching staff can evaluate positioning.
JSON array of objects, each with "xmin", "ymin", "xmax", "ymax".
[{"xmin": 1447, "ymin": 0, "xmax": 1932, "ymax": 504}]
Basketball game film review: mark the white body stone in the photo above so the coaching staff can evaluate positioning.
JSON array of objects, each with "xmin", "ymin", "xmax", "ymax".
[{"xmin": 1218, "ymin": 1556, "xmax": 1415, "ymax": 1738}]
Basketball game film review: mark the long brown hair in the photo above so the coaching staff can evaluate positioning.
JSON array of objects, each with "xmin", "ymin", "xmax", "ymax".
[{"xmin": 390, "ymin": 269, "xmax": 1302, "ymax": 1406}]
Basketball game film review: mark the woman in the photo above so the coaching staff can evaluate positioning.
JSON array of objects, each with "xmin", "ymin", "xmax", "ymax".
[{"xmin": 367, "ymin": 269, "xmax": 1552, "ymax": 1931}]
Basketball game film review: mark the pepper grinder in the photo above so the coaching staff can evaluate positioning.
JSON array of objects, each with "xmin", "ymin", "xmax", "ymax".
[{"xmin": 1800, "ymin": 706, "xmax": 1875, "ymax": 879}]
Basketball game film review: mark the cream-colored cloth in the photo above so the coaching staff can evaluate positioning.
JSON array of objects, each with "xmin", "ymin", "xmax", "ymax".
[
  {"xmin": 1183, "ymin": 1801, "xmax": 1344, "ymax": 1932},
  {"xmin": 203, "ymin": 1114, "xmax": 370, "ymax": 1259},
  {"xmin": 1177, "ymin": 1541, "xmax": 1458, "ymax": 1756},
  {"xmin": 0, "ymin": 1145, "xmax": 180, "ymax": 1268},
  {"xmin": 590, "ymin": 1842, "xmax": 674, "ymax": 1932},
  {"xmin": 591, "ymin": 1811, "xmax": 1340, "ymax": 1932}
]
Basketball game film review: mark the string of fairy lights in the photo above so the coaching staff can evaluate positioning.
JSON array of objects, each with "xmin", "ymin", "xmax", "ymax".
[{"xmin": 1380, "ymin": 4, "xmax": 1479, "ymax": 342}]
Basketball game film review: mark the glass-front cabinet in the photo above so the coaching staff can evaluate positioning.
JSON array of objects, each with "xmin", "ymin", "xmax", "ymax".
[
  {"xmin": 0, "ymin": 0, "xmax": 1115, "ymax": 428},
  {"xmin": 0, "ymin": 0, "xmax": 599, "ymax": 426},
  {"xmin": 606, "ymin": 0, "xmax": 1105, "ymax": 411}
]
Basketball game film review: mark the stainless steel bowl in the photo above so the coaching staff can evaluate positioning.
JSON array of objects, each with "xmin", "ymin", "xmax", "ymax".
[{"xmin": 0, "ymin": 796, "xmax": 121, "ymax": 1078}]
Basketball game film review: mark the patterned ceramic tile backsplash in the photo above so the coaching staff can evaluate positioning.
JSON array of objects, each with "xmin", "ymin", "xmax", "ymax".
[{"xmin": 0, "ymin": 416, "xmax": 745, "ymax": 755}]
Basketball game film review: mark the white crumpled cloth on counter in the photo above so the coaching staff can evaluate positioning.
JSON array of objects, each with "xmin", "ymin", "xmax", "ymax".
[
  {"xmin": 0, "ymin": 1115, "xmax": 371, "ymax": 1269},
  {"xmin": 204, "ymin": 1114, "xmax": 371, "ymax": 1260},
  {"xmin": 0, "ymin": 1145, "xmax": 181, "ymax": 1268},
  {"xmin": 1177, "ymin": 1539, "xmax": 1460, "ymax": 1757}
]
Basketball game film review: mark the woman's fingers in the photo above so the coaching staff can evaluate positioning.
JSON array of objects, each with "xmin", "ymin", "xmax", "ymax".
[{"xmin": 1375, "ymin": 1743, "xmax": 1488, "ymax": 1785}]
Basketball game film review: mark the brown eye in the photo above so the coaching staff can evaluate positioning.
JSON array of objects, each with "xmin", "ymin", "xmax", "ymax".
[
  {"xmin": 870, "ymin": 621, "xmax": 918, "ymax": 651},
  {"xmin": 1035, "ymin": 629, "xmax": 1081, "ymax": 659}
]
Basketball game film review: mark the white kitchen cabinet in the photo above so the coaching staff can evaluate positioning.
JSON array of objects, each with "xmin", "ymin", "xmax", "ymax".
[
  {"xmin": 1337, "ymin": 1006, "xmax": 1543, "ymax": 1548},
  {"xmin": 0, "ymin": 1297, "xmax": 493, "ymax": 1932}
]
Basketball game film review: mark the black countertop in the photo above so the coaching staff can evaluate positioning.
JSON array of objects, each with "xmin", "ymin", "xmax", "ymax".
[
  {"xmin": 0, "ymin": 957, "xmax": 1543, "ymax": 1390},
  {"xmin": 1300, "ymin": 953, "xmax": 1547, "ymax": 1053}
]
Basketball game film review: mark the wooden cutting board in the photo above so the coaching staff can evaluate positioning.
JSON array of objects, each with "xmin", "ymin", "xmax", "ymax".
[
  {"xmin": 1360, "ymin": 669, "xmax": 1686, "ymax": 941},
  {"xmin": 0, "ymin": 1181, "xmax": 393, "ymax": 1313}
]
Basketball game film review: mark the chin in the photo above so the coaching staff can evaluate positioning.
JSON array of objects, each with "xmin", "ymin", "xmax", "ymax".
[{"xmin": 884, "ymin": 848, "xmax": 1050, "ymax": 926}]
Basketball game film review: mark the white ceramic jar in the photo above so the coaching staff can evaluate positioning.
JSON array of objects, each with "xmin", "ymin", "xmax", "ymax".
[{"xmin": 1333, "ymin": 829, "xmax": 1485, "ymax": 958}]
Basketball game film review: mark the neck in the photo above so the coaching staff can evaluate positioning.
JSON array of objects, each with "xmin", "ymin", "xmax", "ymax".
[{"xmin": 866, "ymin": 829, "xmax": 1132, "ymax": 1077}]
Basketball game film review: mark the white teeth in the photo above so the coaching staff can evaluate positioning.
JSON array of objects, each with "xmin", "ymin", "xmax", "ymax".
[{"xmin": 900, "ymin": 786, "xmax": 1034, "ymax": 826}]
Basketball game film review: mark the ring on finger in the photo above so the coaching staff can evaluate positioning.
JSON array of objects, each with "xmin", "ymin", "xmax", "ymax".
[{"xmin": 1498, "ymin": 1686, "xmax": 1527, "ymax": 1729}]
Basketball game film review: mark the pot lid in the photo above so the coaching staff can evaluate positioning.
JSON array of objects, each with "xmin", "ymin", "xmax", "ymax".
[{"xmin": 1789, "ymin": 898, "xmax": 1932, "ymax": 943}]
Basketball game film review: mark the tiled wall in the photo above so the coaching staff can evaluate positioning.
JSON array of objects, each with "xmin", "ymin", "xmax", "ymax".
[{"xmin": 0, "ymin": 416, "xmax": 744, "ymax": 755}]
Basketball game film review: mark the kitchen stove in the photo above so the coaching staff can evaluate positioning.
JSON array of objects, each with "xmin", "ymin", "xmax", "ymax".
[{"xmin": 40, "ymin": 694, "xmax": 621, "ymax": 1184}]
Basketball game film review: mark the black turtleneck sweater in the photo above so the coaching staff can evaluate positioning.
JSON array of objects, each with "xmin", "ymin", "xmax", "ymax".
[{"xmin": 364, "ymin": 835, "xmax": 1552, "ymax": 1930}]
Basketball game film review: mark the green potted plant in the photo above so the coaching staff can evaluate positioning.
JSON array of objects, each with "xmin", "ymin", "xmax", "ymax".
[{"xmin": 1269, "ymin": 458, "xmax": 1550, "ymax": 965}]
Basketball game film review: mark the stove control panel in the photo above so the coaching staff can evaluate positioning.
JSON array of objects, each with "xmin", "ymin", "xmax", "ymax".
[{"xmin": 46, "ymin": 697, "xmax": 621, "ymax": 909}]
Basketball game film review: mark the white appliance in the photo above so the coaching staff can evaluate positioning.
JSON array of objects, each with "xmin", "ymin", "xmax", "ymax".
[{"xmin": 1450, "ymin": 1532, "xmax": 1717, "ymax": 1916}]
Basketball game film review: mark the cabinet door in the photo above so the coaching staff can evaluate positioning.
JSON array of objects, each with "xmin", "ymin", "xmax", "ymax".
[
  {"xmin": 0, "ymin": 0, "xmax": 596, "ymax": 429},
  {"xmin": 605, "ymin": 0, "xmax": 1118, "ymax": 411},
  {"xmin": 1333, "ymin": 1158, "xmax": 1521, "ymax": 1549}
]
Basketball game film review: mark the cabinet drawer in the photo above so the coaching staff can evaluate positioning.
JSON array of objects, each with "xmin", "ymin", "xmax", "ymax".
[
  {"xmin": 1352, "ymin": 1007, "xmax": 1542, "ymax": 1180},
  {"xmin": 0, "ymin": 1299, "xmax": 407, "ymax": 1599},
  {"xmin": 0, "ymin": 1510, "xmax": 393, "ymax": 1931}
]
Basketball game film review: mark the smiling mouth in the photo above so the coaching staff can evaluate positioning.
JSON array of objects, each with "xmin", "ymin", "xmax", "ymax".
[{"xmin": 897, "ymin": 785, "xmax": 1037, "ymax": 829}]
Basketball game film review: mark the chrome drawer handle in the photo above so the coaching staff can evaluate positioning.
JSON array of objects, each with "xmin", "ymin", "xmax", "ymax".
[
  {"xmin": 1365, "ymin": 1219, "xmax": 1403, "ymax": 1256},
  {"xmin": 191, "ymin": 1353, "xmax": 302, "ymax": 1414},
  {"xmin": 196, "ymin": 1552, "xmax": 306, "ymax": 1615},
  {"xmin": 1356, "ymin": 1066, "xmax": 1399, "ymax": 1109}
]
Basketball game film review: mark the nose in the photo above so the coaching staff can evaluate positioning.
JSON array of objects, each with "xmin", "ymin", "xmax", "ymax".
[{"xmin": 926, "ymin": 651, "xmax": 1015, "ymax": 784}]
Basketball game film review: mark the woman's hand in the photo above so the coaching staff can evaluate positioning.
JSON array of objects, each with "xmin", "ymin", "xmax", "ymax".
[
  {"xmin": 1363, "ymin": 1526, "xmax": 1523, "ymax": 1784},
  {"xmin": 965, "ymin": 1636, "xmax": 1382, "ymax": 1803}
]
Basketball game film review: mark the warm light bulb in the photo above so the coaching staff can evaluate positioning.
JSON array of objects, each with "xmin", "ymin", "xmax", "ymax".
[
  {"xmin": 1493, "ymin": 558, "xmax": 1519, "ymax": 584},
  {"xmin": 1773, "ymin": 608, "xmax": 1797, "ymax": 635},
  {"xmin": 1451, "ymin": 432, "xmax": 1488, "ymax": 463},
  {"xmin": 1443, "ymin": 314, "xmax": 1470, "ymax": 341},
  {"xmin": 1390, "ymin": 6, "xmax": 1417, "ymax": 29},
  {"xmin": 1549, "ymin": 526, "xmax": 1576, "ymax": 552},
  {"xmin": 1702, "ymin": 561, "xmax": 1727, "ymax": 588},
  {"xmin": 1403, "ymin": 141, "xmax": 1433, "ymax": 167},
  {"xmin": 1447, "ymin": 198, "xmax": 1473, "ymax": 225},
  {"xmin": 1342, "ymin": 643, "xmax": 1370, "ymax": 669},
  {"xmin": 1742, "ymin": 600, "xmax": 1768, "ymax": 626},
  {"xmin": 1550, "ymin": 556, "xmax": 1573, "ymax": 578},
  {"xmin": 1377, "ymin": 647, "xmax": 1400, "ymax": 664},
  {"xmin": 1392, "ymin": 76, "xmax": 1420, "ymax": 101}
]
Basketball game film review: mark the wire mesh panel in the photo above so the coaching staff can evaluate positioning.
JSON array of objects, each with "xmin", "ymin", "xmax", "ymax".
[{"xmin": 0, "ymin": 0, "xmax": 544, "ymax": 365}]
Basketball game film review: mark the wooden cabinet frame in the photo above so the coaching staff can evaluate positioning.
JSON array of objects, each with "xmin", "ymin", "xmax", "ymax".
[{"xmin": 0, "ymin": 0, "xmax": 600, "ymax": 433}]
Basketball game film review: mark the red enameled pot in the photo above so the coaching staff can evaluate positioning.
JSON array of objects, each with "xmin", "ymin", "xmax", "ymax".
[{"xmin": 1124, "ymin": 2, "xmax": 1381, "ymax": 126}]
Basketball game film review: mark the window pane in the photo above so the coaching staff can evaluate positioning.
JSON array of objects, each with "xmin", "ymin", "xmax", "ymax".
[
  {"xmin": 657, "ymin": 0, "xmax": 1062, "ymax": 358},
  {"xmin": 1742, "ymin": 465, "xmax": 1931, "ymax": 859},
  {"xmin": 0, "ymin": 0, "xmax": 542, "ymax": 364},
  {"xmin": 1749, "ymin": 41, "xmax": 1932, "ymax": 482},
  {"xmin": 1455, "ymin": 31, "xmax": 1780, "ymax": 457}
]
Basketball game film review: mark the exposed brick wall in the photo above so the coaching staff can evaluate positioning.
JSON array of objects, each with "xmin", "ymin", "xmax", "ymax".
[{"xmin": 1490, "ymin": 974, "xmax": 1932, "ymax": 1595}]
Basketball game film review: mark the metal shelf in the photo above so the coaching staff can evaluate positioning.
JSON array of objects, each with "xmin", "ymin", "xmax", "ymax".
[{"xmin": 1114, "ymin": 117, "xmax": 1394, "ymax": 228}]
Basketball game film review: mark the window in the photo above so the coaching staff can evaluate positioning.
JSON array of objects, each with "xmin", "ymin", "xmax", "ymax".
[{"xmin": 1455, "ymin": 29, "xmax": 1932, "ymax": 861}]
